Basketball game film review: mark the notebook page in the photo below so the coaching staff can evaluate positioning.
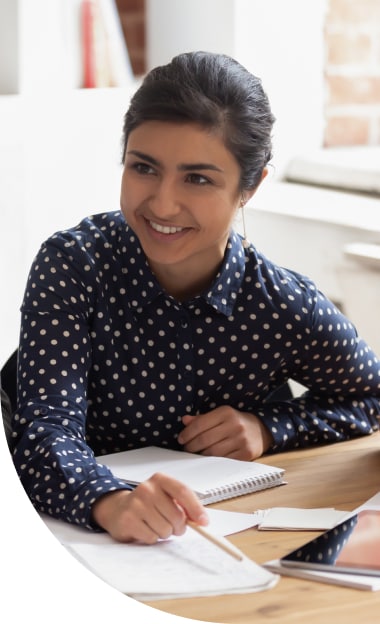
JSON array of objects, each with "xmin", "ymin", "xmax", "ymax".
[
  {"xmin": 68, "ymin": 529, "xmax": 279, "ymax": 599},
  {"xmin": 97, "ymin": 446, "xmax": 284, "ymax": 494}
]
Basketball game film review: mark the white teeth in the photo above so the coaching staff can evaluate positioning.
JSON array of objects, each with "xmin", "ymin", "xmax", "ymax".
[{"xmin": 149, "ymin": 221, "xmax": 184, "ymax": 234}]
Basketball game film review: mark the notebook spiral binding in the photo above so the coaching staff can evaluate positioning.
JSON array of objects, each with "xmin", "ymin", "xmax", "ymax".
[{"xmin": 200, "ymin": 472, "xmax": 283, "ymax": 504}]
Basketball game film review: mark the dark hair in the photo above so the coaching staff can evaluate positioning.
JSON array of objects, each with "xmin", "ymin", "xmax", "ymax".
[{"xmin": 122, "ymin": 51, "xmax": 276, "ymax": 191}]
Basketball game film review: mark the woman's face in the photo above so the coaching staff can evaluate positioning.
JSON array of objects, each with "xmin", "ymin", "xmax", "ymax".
[{"xmin": 120, "ymin": 121, "xmax": 251, "ymax": 289}]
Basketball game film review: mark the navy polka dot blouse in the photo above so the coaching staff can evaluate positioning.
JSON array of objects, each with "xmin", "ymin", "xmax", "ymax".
[{"xmin": 11, "ymin": 212, "xmax": 380, "ymax": 529}]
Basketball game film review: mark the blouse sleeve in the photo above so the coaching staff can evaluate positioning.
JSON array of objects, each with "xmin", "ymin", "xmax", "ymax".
[
  {"xmin": 11, "ymin": 234, "xmax": 131, "ymax": 530},
  {"xmin": 256, "ymin": 283, "xmax": 380, "ymax": 452}
]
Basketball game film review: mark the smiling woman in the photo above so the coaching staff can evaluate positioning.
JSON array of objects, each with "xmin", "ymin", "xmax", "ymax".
[
  {"xmin": 120, "ymin": 120, "xmax": 252, "ymax": 300},
  {"xmin": 10, "ymin": 51, "xmax": 380, "ymax": 546}
]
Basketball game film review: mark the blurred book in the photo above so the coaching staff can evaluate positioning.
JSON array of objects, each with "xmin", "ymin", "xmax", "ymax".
[
  {"xmin": 80, "ymin": 0, "xmax": 133, "ymax": 88},
  {"xmin": 81, "ymin": 0, "xmax": 97, "ymax": 87},
  {"xmin": 97, "ymin": 0, "xmax": 134, "ymax": 86},
  {"xmin": 11, "ymin": 0, "xmax": 134, "ymax": 92}
]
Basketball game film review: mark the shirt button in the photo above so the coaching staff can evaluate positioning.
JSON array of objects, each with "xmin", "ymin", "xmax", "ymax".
[{"xmin": 180, "ymin": 317, "xmax": 188, "ymax": 329}]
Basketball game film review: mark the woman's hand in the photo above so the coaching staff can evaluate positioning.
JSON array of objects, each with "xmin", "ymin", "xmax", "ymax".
[
  {"xmin": 91, "ymin": 472, "xmax": 208, "ymax": 543},
  {"xmin": 178, "ymin": 406, "xmax": 273, "ymax": 461}
]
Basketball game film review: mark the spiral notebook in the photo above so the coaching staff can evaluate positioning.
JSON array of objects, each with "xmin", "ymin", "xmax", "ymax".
[{"xmin": 97, "ymin": 446, "xmax": 285, "ymax": 504}]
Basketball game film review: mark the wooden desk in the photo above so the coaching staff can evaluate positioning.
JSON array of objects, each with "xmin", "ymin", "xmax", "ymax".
[{"xmin": 147, "ymin": 433, "xmax": 380, "ymax": 623}]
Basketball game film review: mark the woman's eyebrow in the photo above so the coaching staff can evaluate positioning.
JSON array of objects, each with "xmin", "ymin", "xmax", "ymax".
[
  {"xmin": 178, "ymin": 163, "xmax": 223, "ymax": 173},
  {"xmin": 127, "ymin": 150, "xmax": 159, "ymax": 166},
  {"xmin": 126, "ymin": 150, "xmax": 223, "ymax": 173}
]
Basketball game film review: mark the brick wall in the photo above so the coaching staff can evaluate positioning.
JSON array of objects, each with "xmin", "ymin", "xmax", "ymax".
[
  {"xmin": 115, "ymin": 0, "xmax": 380, "ymax": 148},
  {"xmin": 324, "ymin": 0, "xmax": 380, "ymax": 146}
]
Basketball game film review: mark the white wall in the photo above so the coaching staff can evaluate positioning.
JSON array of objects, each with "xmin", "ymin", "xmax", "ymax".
[
  {"xmin": 0, "ymin": 1, "xmax": 138, "ymax": 368},
  {"xmin": 0, "ymin": 0, "xmax": 19, "ymax": 93},
  {"xmin": 146, "ymin": 0, "xmax": 236, "ymax": 64},
  {"xmin": 233, "ymin": 0, "xmax": 326, "ymax": 177},
  {"xmin": 0, "ymin": 0, "xmax": 83, "ymax": 94},
  {"xmin": 146, "ymin": 0, "xmax": 327, "ymax": 176},
  {"xmin": 0, "ymin": 88, "xmax": 135, "ymax": 368}
]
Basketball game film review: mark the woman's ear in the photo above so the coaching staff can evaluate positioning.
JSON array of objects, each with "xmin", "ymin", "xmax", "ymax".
[
  {"xmin": 260, "ymin": 167, "xmax": 269, "ymax": 183},
  {"xmin": 242, "ymin": 168, "xmax": 268, "ymax": 205}
]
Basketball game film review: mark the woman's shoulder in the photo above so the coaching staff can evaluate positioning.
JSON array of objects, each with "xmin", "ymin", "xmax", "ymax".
[
  {"xmin": 39, "ymin": 211, "xmax": 125, "ymax": 251},
  {"xmin": 27, "ymin": 212, "xmax": 129, "ymax": 275},
  {"xmin": 55, "ymin": 211, "xmax": 124, "ymax": 239},
  {"xmin": 244, "ymin": 241, "xmax": 320, "ymax": 299}
]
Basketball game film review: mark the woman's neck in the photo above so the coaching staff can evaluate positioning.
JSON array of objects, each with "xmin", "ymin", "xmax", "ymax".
[{"xmin": 149, "ymin": 256, "xmax": 223, "ymax": 302}]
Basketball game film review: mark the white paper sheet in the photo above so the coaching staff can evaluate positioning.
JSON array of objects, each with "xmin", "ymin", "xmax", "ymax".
[
  {"xmin": 257, "ymin": 507, "xmax": 348, "ymax": 531},
  {"xmin": 201, "ymin": 507, "xmax": 263, "ymax": 535},
  {"xmin": 68, "ymin": 529, "xmax": 279, "ymax": 599},
  {"xmin": 354, "ymin": 492, "xmax": 380, "ymax": 512},
  {"xmin": 41, "ymin": 507, "xmax": 271, "ymax": 600},
  {"xmin": 42, "ymin": 507, "xmax": 261, "ymax": 543}
]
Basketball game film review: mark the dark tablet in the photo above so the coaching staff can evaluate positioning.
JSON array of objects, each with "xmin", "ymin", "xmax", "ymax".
[{"xmin": 281, "ymin": 509, "xmax": 380, "ymax": 577}]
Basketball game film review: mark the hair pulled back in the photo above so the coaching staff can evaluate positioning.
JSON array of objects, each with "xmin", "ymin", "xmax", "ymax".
[{"xmin": 122, "ymin": 51, "xmax": 275, "ymax": 191}]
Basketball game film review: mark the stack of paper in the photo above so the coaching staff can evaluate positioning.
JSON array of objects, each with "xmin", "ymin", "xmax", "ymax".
[
  {"xmin": 257, "ymin": 507, "xmax": 348, "ymax": 531},
  {"xmin": 68, "ymin": 531, "xmax": 278, "ymax": 600},
  {"xmin": 43, "ymin": 508, "xmax": 278, "ymax": 600}
]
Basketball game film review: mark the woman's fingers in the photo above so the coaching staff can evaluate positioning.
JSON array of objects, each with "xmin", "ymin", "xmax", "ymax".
[{"xmin": 91, "ymin": 472, "xmax": 208, "ymax": 543}]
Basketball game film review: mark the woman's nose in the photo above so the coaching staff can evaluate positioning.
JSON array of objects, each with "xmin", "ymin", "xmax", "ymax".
[{"xmin": 150, "ymin": 179, "xmax": 181, "ymax": 218}]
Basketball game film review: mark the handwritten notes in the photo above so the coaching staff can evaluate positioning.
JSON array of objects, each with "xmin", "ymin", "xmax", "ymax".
[
  {"xmin": 43, "ymin": 508, "xmax": 277, "ymax": 600},
  {"xmin": 67, "ymin": 529, "xmax": 278, "ymax": 600}
]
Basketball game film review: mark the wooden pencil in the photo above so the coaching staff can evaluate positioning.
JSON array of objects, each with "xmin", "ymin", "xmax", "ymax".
[{"xmin": 187, "ymin": 520, "xmax": 244, "ymax": 561}]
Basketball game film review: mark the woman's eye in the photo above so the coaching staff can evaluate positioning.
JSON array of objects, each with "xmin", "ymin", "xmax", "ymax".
[
  {"xmin": 132, "ymin": 162, "xmax": 155, "ymax": 175},
  {"xmin": 186, "ymin": 173, "xmax": 211, "ymax": 185}
]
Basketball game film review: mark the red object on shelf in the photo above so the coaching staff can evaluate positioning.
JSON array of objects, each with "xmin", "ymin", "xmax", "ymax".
[{"xmin": 81, "ymin": 0, "xmax": 96, "ymax": 88}]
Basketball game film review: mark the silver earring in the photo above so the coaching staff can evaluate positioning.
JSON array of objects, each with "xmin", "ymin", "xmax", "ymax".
[{"xmin": 240, "ymin": 197, "xmax": 248, "ymax": 243}]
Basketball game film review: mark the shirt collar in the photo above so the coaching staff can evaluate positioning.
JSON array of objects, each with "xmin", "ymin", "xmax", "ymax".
[
  {"xmin": 117, "ymin": 223, "xmax": 246, "ymax": 316},
  {"xmin": 202, "ymin": 231, "xmax": 246, "ymax": 316}
]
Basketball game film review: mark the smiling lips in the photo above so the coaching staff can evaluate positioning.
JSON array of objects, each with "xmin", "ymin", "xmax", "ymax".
[{"xmin": 149, "ymin": 220, "xmax": 187, "ymax": 235}]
